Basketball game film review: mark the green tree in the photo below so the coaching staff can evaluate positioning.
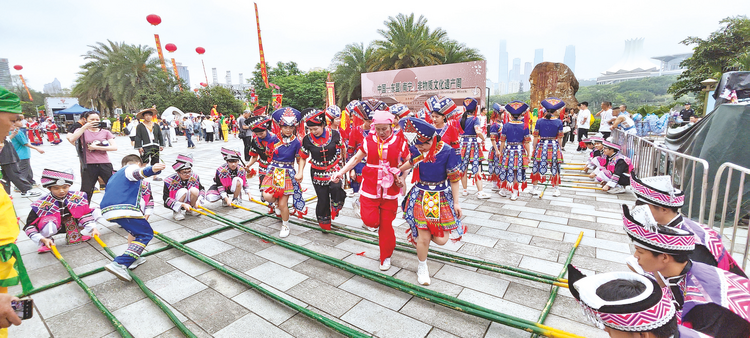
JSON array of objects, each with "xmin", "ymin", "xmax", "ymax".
[
  {"xmin": 441, "ymin": 40, "xmax": 483, "ymax": 64},
  {"xmin": 72, "ymin": 40, "xmax": 121, "ymax": 115},
  {"xmin": 669, "ymin": 16, "xmax": 750, "ymax": 101},
  {"xmin": 370, "ymin": 13, "xmax": 448, "ymax": 71},
  {"xmin": 331, "ymin": 42, "xmax": 374, "ymax": 106},
  {"xmin": 249, "ymin": 62, "xmax": 326, "ymax": 110}
]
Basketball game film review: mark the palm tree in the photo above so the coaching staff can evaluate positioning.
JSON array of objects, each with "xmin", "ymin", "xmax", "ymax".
[
  {"xmin": 442, "ymin": 39, "xmax": 484, "ymax": 64},
  {"xmin": 73, "ymin": 40, "xmax": 121, "ymax": 114},
  {"xmin": 331, "ymin": 42, "xmax": 375, "ymax": 106},
  {"xmin": 105, "ymin": 44, "xmax": 160, "ymax": 111},
  {"xmin": 370, "ymin": 13, "xmax": 447, "ymax": 71}
]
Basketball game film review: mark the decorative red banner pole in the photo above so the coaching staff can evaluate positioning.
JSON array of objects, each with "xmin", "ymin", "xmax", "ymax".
[
  {"xmin": 13, "ymin": 65, "xmax": 32, "ymax": 101},
  {"xmin": 147, "ymin": 14, "xmax": 168, "ymax": 73},
  {"xmin": 255, "ymin": 3, "xmax": 269, "ymax": 88},
  {"xmin": 164, "ymin": 43, "xmax": 182, "ymax": 91}
]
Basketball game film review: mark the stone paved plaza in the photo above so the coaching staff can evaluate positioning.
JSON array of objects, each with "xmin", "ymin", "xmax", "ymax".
[{"xmin": 7, "ymin": 132, "xmax": 642, "ymax": 338}]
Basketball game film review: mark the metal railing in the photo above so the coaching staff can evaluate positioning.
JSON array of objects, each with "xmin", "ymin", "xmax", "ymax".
[
  {"xmin": 611, "ymin": 129, "xmax": 710, "ymax": 223},
  {"xmin": 709, "ymin": 162, "xmax": 750, "ymax": 270}
]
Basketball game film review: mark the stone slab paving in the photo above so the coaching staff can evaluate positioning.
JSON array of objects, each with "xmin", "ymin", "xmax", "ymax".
[{"xmin": 5, "ymin": 133, "xmax": 643, "ymax": 337}]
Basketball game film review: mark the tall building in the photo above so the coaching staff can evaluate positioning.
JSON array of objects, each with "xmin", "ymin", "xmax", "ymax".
[
  {"xmin": 534, "ymin": 49, "xmax": 543, "ymax": 68},
  {"xmin": 510, "ymin": 58, "xmax": 521, "ymax": 83},
  {"xmin": 238, "ymin": 73, "xmax": 245, "ymax": 85},
  {"xmin": 523, "ymin": 62, "xmax": 532, "ymax": 91},
  {"xmin": 43, "ymin": 78, "xmax": 62, "ymax": 95},
  {"xmin": 176, "ymin": 63, "xmax": 190, "ymax": 86},
  {"xmin": 0, "ymin": 59, "xmax": 10, "ymax": 89},
  {"xmin": 212, "ymin": 68, "xmax": 219, "ymax": 84},
  {"xmin": 226, "ymin": 71, "xmax": 232, "ymax": 85},
  {"xmin": 564, "ymin": 45, "xmax": 576, "ymax": 73},
  {"xmin": 498, "ymin": 40, "xmax": 508, "ymax": 94}
]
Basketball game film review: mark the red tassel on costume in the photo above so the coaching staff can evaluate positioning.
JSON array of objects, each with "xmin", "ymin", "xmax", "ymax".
[
  {"xmin": 425, "ymin": 138, "xmax": 437, "ymax": 163},
  {"xmin": 411, "ymin": 166, "xmax": 420, "ymax": 184},
  {"xmin": 319, "ymin": 221, "xmax": 331, "ymax": 230}
]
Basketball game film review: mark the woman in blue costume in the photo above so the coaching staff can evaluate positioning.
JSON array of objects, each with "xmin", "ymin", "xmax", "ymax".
[
  {"xmin": 530, "ymin": 97, "xmax": 565, "ymax": 197},
  {"xmin": 261, "ymin": 107, "xmax": 306, "ymax": 238},
  {"xmin": 487, "ymin": 103, "xmax": 504, "ymax": 193},
  {"xmin": 397, "ymin": 117, "xmax": 465, "ymax": 286},
  {"xmin": 497, "ymin": 101, "xmax": 532, "ymax": 201},
  {"xmin": 458, "ymin": 98, "xmax": 492, "ymax": 199}
]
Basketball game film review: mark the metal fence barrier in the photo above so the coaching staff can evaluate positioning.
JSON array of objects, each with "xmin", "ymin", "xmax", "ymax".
[
  {"xmin": 611, "ymin": 129, "xmax": 710, "ymax": 223},
  {"xmin": 708, "ymin": 162, "xmax": 750, "ymax": 270}
]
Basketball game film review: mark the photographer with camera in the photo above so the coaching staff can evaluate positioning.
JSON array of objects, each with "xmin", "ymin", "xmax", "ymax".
[{"xmin": 66, "ymin": 111, "xmax": 118, "ymax": 205}]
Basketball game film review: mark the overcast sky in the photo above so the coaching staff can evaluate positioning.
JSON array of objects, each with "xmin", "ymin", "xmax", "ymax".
[{"xmin": 3, "ymin": 0, "xmax": 749, "ymax": 92}]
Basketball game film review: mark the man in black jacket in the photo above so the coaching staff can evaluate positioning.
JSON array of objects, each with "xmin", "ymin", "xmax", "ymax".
[{"xmin": 134, "ymin": 108, "xmax": 164, "ymax": 181}]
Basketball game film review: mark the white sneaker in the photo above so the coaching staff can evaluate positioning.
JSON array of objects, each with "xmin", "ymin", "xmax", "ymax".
[
  {"xmin": 498, "ymin": 189, "xmax": 508, "ymax": 197},
  {"xmin": 221, "ymin": 199, "xmax": 229, "ymax": 207},
  {"xmin": 510, "ymin": 191, "xmax": 519, "ymax": 201},
  {"xmin": 607, "ymin": 186, "xmax": 626, "ymax": 194},
  {"xmin": 462, "ymin": 189, "xmax": 468, "ymax": 196},
  {"xmin": 105, "ymin": 261, "xmax": 132, "ymax": 282},
  {"xmin": 353, "ymin": 199, "xmax": 361, "ymax": 219},
  {"xmin": 128, "ymin": 257, "xmax": 147, "ymax": 270},
  {"xmin": 279, "ymin": 224, "xmax": 290, "ymax": 238},
  {"xmin": 417, "ymin": 263, "xmax": 430, "ymax": 285},
  {"xmin": 362, "ymin": 224, "xmax": 377, "ymax": 232},
  {"xmin": 380, "ymin": 258, "xmax": 391, "ymax": 271},
  {"xmin": 532, "ymin": 185, "xmax": 541, "ymax": 195},
  {"xmin": 173, "ymin": 210, "xmax": 185, "ymax": 221},
  {"xmin": 476, "ymin": 191, "xmax": 491, "ymax": 199},
  {"xmin": 552, "ymin": 188, "xmax": 561, "ymax": 197}
]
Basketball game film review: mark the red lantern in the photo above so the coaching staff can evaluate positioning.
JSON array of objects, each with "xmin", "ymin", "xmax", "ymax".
[
  {"xmin": 200, "ymin": 82, "xmax": 207, "ymax": 87},
  {"xmin": 165, "ymin": 43, "xmax": 177, "ymax": 53},
  {"xmin": 195, "ymin": 47, "xmax": 205, "ymax": 55},
  {"xmin": 13, "ymin": 65, "xmax": 22, "ymax": 71},
  {"xmin": 146, "ymin": 14, "xmax": 161, "ymax": 26}
]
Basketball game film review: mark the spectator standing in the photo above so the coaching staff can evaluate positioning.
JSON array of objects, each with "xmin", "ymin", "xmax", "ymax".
[
  {"xmin": 575, "ymin": 102, "xmax": 591, "ymax": 151},
  {"xmin": 160, "ymin": 118, "xmax": 172, "ymax": 147},
  {"xmin": 66, "ymin": 111, "xmax": 118, "ymax": 204},
  {"xmin": 195, "ymin": 117, "xmax": 203, "ymax": 141},
  {"xmin": 202, "ymin": 116, "xmax": 215, "ymax": 142},
  {"xmin": 237, "ymin": 109, "xmax": 252, "ymax": 161},
  {"xmin": 213, "ymin": 117, "xmax": 220, "ymax": 141},
  {"xmin": 127, "ymin": 117, "xmax": 139, "ymax": 147},
  {"xmin": 134, "ymin": 108, "xmax": 165, "ymax": 181},
  {"xmin": 182, "ymin": 116, "xmax": 195, "ymax": 149},
  {"xmin": 561, "ymin": 109, "xmax": 575, "ymax": 151},
  {"xmin": 595, "ymin": 101, "xmax": 614, "ymax": 139},
  {"xmin": 11, "ymin": 115, "xmax": 44, "ymax": 187},
  {"xmin": 680, "ymin": 103, "xmax": 695, "ymax": 124}
]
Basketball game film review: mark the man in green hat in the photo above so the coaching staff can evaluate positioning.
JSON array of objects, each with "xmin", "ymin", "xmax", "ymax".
[{"xmin": 0, "ymin": 87, "xmax": 33, "ymax": 334}]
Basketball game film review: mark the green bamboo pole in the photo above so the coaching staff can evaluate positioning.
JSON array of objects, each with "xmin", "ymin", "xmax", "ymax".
[
  {"xmin": 233, "ymin": 204, "xmax": 566, "ymax": 284},
  {"xmin": 50, "ymin": 246, "xmax": 133, "ymax": 338},
  {"xmin": 203, "ymin": 210, "xmax": 583, "ymax": 338},
  {"xmin": 152, "ymin": 231, "xmax": 371, "ymax": 338},
  {"xmin": 15, "ymin": 219, "xmax": 256, "ymax": 298},
  {"xmin": 532, "ymin": 231, "xmax": 584, "ymax": 338},
  {"xmin": 93, "ymin": 236, "xmax": 197, "ymax": 338}
]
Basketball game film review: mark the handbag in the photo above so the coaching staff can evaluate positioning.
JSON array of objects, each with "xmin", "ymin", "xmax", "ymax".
[{"xmin": 562, "ymin": 126, "xmax": 571, "ymax": 134}]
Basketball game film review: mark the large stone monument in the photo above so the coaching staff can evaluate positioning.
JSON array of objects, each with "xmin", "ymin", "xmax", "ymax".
[{"xmin": 529, "ymin": 62, "xmax": 579, "ymax": 112}]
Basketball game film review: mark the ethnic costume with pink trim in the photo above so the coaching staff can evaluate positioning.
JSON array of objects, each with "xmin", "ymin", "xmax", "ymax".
[
  {"xmin": 632, "ymin": 175, "xmax": 746, "ymax": 277},
  {"xmin": 595, "ymin": 141, "xmax": 633, "ymax": 188},
  {"xmin": 25, "ymin": 187, "xmax": 95, "ymax": 247},
  {"xmin": 162, "ymin": 155, "xmax": 206, "ymax": 212},
  {"xmin": 497, "ymin": 101, "xmax": 531, "ymax": 193},
  {"xmin": 301, "ymin": 109, "xmax": 346, "ymax": 228},
  {"xmin": 260, "ymin": 107, "xmax": 306, "ymax": 216},
  {"xmin": 623, "ymin": 204, "xmax": 750, "ymax": 337},
  {"xmin": 206, "ymin": 148, "xmax": 252, "ymax": 203},
  {"xmin": 400, "ymin": 117, "xmax": 465, "ymax": 245},
  {"xmin": 487, "ymin": 121, "xmax": 502, "ymax": 184},
  {"xmin": 459, "ymin": 115, "xmax": 485, "ymax": 179},
  {"xmin": 568, "ymin": 266, "xmax": 710, "ymax": 337}
]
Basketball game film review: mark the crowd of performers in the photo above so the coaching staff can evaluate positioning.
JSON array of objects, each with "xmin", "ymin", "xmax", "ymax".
[
  {"xmin": 24, "ymin": 116, "xmax": 62, "ymax": 146},
  {"xmin": 9, "ymin": 84, "xmax": 750, "ymax": 336}
]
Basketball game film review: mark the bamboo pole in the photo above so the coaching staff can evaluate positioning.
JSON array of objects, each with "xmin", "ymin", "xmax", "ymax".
[
  {"xmin": 51, "ymin": 246, "xmax": 133, "ymax": 338},
  {"xmin": 93, "ymin": 236, "xmax": 197, "ymax": 338},
  {"xmin": 532, "ymin": 232, "xmax": 584, "ymax": 338},
  {"xmin": 208, "ymin": 211, "xmax": 582, "ymax": 338},
  {"xmin": 153, "ymin": 231, "xmax": 370, "ymax": 338},
  {"xmin": 231, "ymin": 203, "xmax": 566, "ymax": 284}
]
